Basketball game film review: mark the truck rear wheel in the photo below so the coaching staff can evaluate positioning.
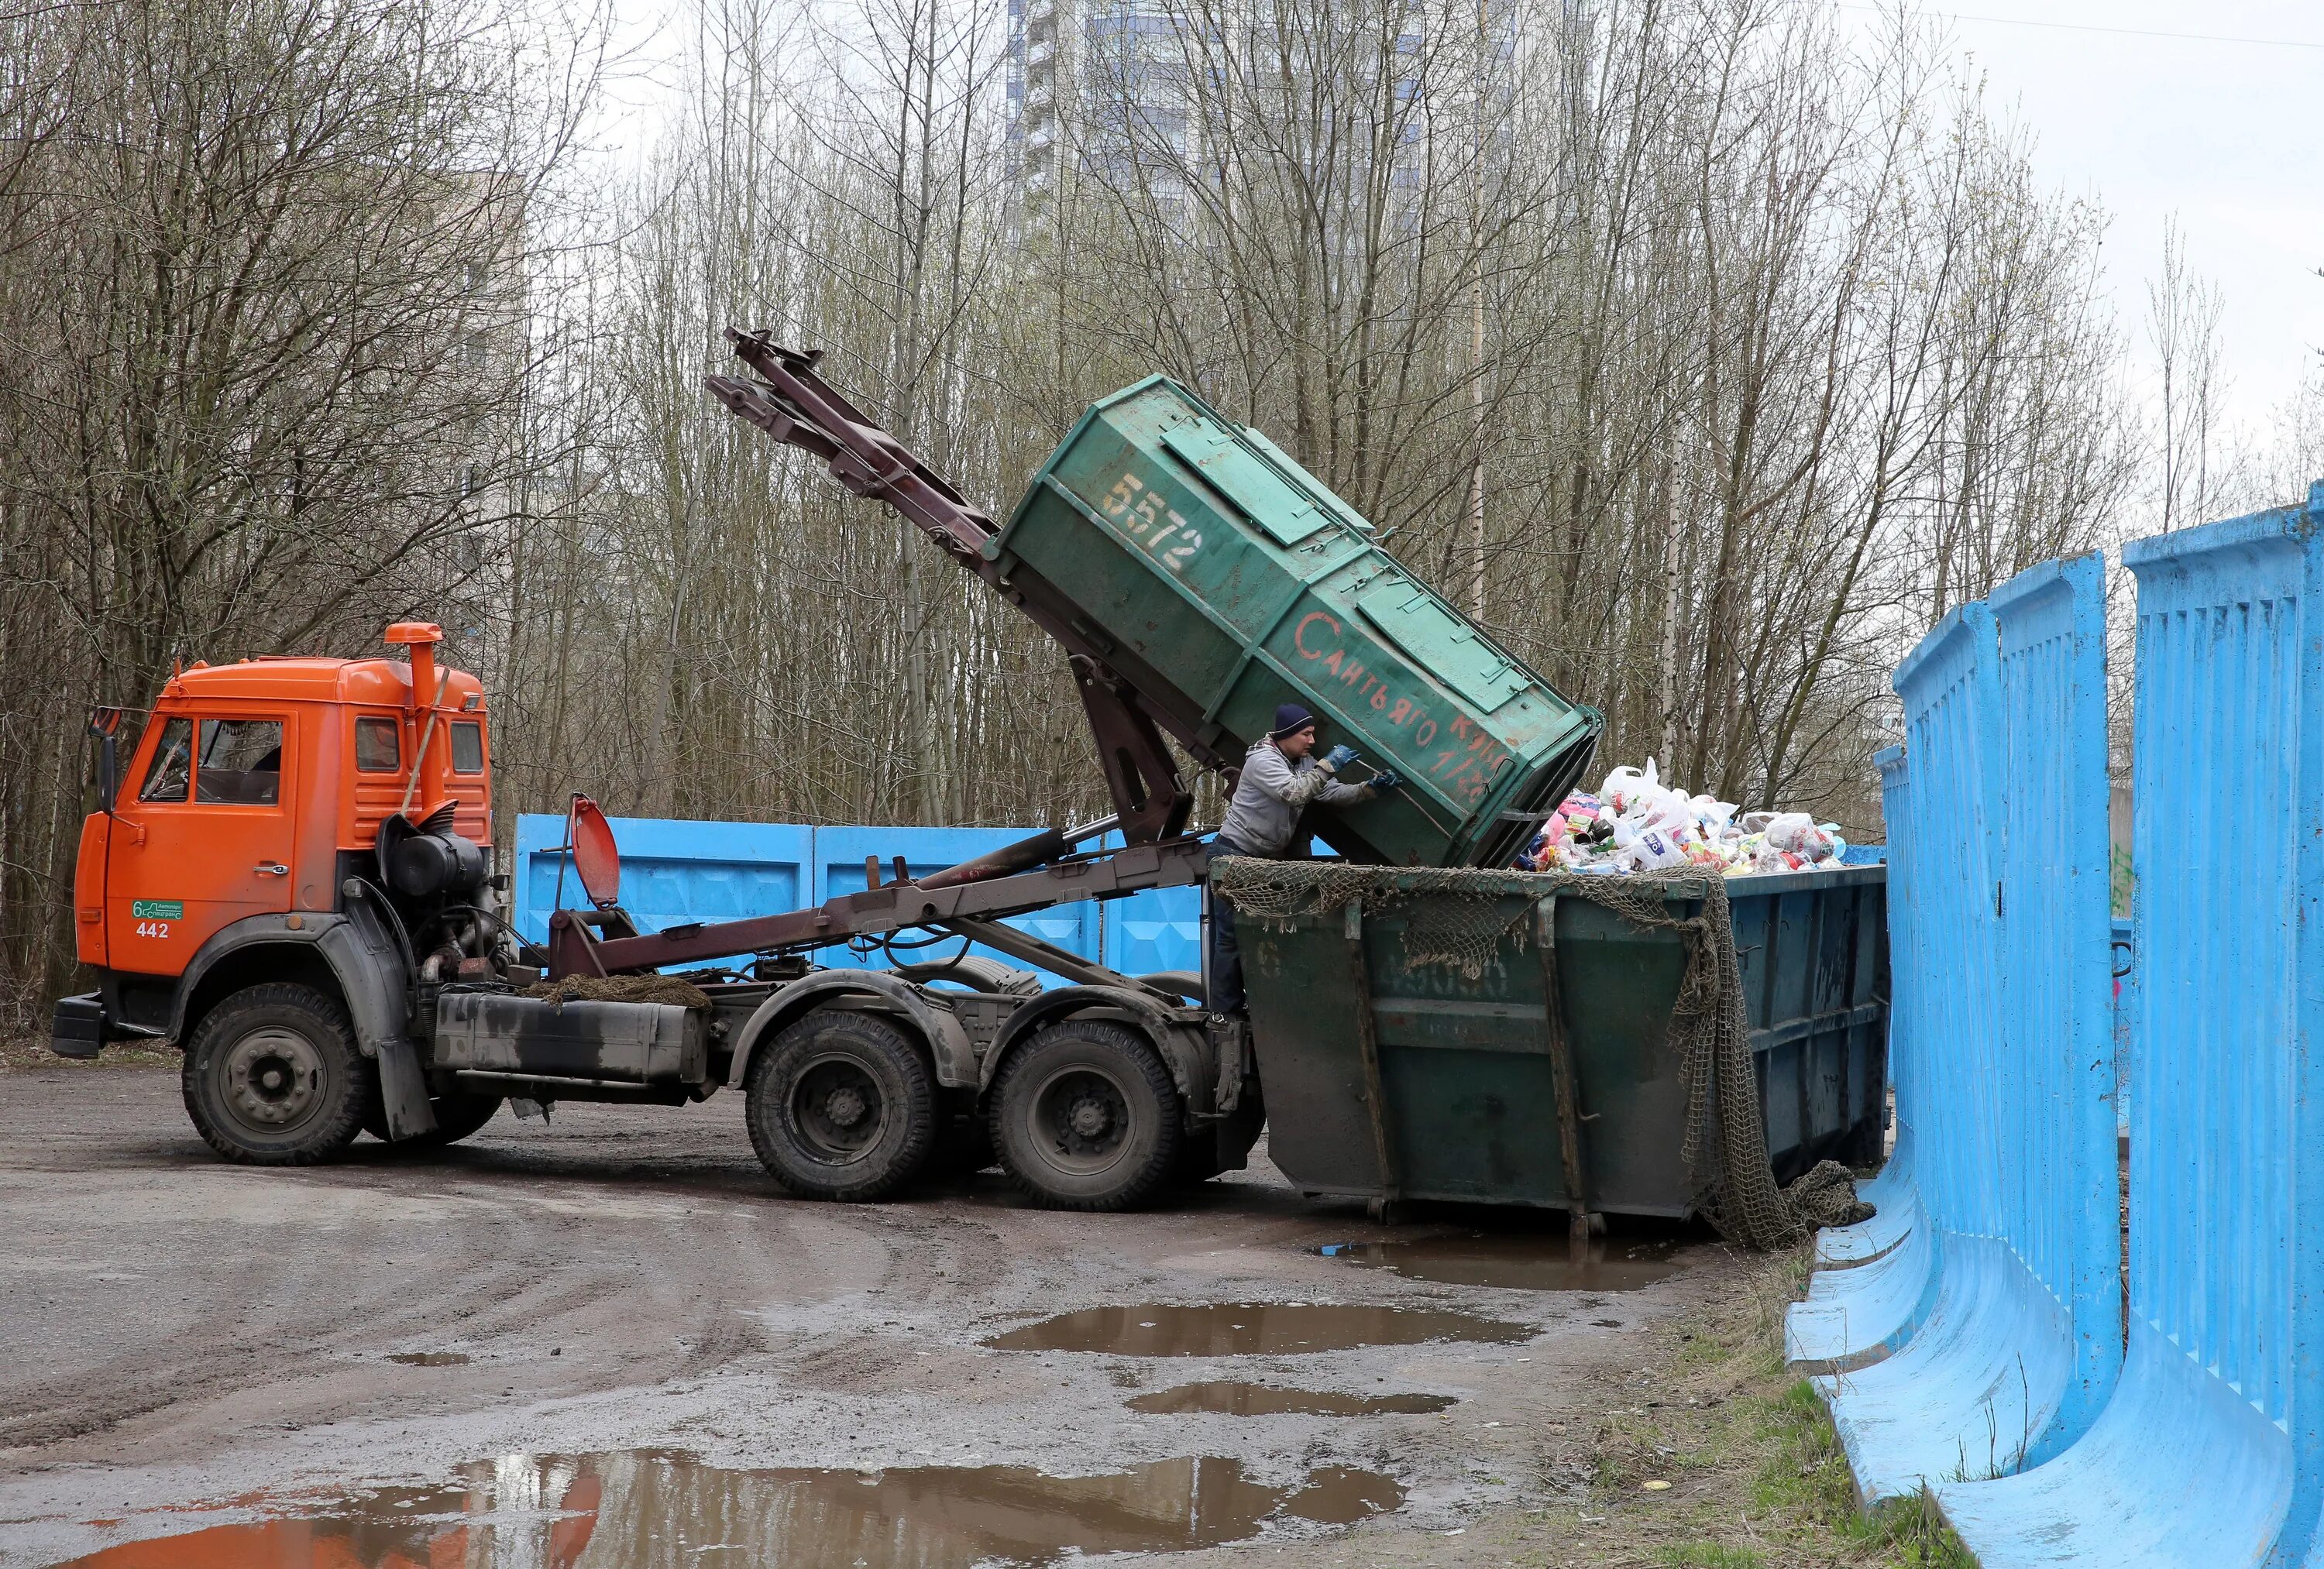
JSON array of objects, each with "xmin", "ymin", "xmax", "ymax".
[
  {"xmin": 991, "ymin": 1020, "xmax": 1181, "ymax": 1211},
  {"xmin": 182, "ymin": 984, "xmax": 373, "ymax": 1166},
  {"xmin": 744, "ymin": 1010, "xmax": 936, "ymax": 1201}
]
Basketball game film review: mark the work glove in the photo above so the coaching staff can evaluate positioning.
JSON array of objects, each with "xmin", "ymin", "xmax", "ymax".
[
  {"xmin": 1369, "ymin": 768, "xmax": 1404, "ymax": 795},
  {"xmin": 1318, "ymin": 743, "xmax": 1360, "ymax": 772}
]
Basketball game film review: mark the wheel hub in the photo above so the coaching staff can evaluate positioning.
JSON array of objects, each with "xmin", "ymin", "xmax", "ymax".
[
  {"xmin": 1031, "ymin": 1066, "xmax": 1135, "ymax": 1173},
  {"xmin": 790, "ymin": 1056, "xmax": 885, "ymax": 1162},
  {"xmin": 222, "ymin": 1027, "xmax": 324, "ymax": 1130}
]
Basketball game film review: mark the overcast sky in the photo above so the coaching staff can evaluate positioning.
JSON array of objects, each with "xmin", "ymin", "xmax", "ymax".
[{"xmin": 1841, "ymin": 2, "xmax": 2323, "ymax": 445}]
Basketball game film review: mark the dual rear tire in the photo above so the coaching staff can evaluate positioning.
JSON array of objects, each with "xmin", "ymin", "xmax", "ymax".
[
  {"xmin": 988, "ymin": 1020, "xmax": 1181, "ymax": 1212},
  {"xmin": 744, "ymin": 1011, "xmax": 938, "ymax": 1202},
  {"xmin": 743, "ymin": 1008, "xmax": 1184, "ymax": 1210}
]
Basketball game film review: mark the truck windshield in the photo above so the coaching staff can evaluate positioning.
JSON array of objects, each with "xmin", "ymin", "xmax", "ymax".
[{"xmin": 137, "ymin": 718, "xmax": 192, "ymax": 802}]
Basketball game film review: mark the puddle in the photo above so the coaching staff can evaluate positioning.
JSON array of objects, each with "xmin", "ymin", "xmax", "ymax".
[
  {"xmin": 1128, "ymin": 1381, "xmax": 1459, "ymax": 1416},
  {"xmin": 386, "ymin": 1351, "xmax": 469, "ymax": 1366},
  {"xmin": 984, "ymin": 1302, "xmax": 1532, "ymax": 1356},
  {"xmin": 1315, "ymin": 1234, "xmax": 1685, "ymax": 1291},
  {"xmin": 52, "ymin": 1451, "xmax": 1401, "ymax": 1569}
]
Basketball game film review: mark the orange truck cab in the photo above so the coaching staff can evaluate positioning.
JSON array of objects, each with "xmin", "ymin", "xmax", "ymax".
[{"xmin": 53, "ymin": 623, "xmax": 521, "ymax": 1159}]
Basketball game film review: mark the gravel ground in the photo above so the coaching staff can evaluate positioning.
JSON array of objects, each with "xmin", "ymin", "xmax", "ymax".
[{"xmin": 0, "ymin": 1063, "xmax": 1742, "ymax": 1567}]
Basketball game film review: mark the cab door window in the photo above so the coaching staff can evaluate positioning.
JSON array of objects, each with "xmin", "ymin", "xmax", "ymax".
[
  {"xmin": 193, "ymin": 719, "xmax": 284, "ymax": 805},
  {"xmin": 137, "ymin": 717, "xmax": 194, "ymax": 802}
]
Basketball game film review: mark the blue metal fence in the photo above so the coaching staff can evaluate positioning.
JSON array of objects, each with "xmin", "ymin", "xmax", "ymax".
[
  {"xmin": 1816, "ymin": 603, "xmax": 2027, "ymax": 1495},
  {"xmin": 1984, "ymin": 555, "xmax": 2121, "ymax": 1441},
  {"xmin": 806, "ymin": 826, "xmax": 1099, "ymax": 974},
  {"xmin": 1917, "ymin": 495, "xmax": 2324, "ymax": 1564},
  {"xmin": 1101, "ymin": 880, "xmax": 1203, "ymax": 977},
  {"xmin": 512, "ymin": 815, "xmax": 813, "ymax": 950},
  {"xmin": 1804, "ymin": 555, "xmax": 2122, "ymax": 1500},
  {"xmin": 512, "ymin": 814, "xmax": 1201, "ymax": 984}
]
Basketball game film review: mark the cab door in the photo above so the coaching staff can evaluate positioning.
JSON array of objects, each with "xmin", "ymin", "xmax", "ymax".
[{"xmin": 106, "ymin": 711, "xmax": 298, "ymax": 976}]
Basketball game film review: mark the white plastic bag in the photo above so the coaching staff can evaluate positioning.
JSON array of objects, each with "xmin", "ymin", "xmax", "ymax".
[
  {"xmin": 1762, "ymin": 812, "xmax": 1834, "ymax": 861},
  {"xmin": 1615, "ymin": 818, "xmax": 1692, "ymax": 871},
  {"xmin": 1600, "ymin": 760, "xmax": 1661, "ymax": 816}
]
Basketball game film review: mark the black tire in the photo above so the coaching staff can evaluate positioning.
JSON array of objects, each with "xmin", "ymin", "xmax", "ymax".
[
  {"xmin": 363, "ymin": 1090, "xmax": 504, "ymax": 1148},
  {"xmin": 423, "ymin": 1091, "xmax": 504, "ymax": 1145},
  {"xmin": 1171, "ymin": 1135, "xmax": 1228, "ymax": 1187},
  {"xmin": 930, "ymin": 1103, "xmax": 997, "ymax": 1179},
  {"xmin": 990, "ymin": 1019, "xmax": 1182, "ymax": 1211},
  {"xmin": 744, "ymin": 1009, "xmax": 937, "ymax": 1200},
  {"xmin": 182, "ymin": 983, "xmax": 373, "ymax": 1166}
]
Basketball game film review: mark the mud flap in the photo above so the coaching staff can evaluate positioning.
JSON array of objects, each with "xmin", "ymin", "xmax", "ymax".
[{"xmin": 377, "ymin": 1039, "xmax": 439, "ymax": 1140}]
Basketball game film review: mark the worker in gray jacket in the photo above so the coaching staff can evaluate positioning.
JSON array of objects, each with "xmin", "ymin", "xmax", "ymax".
[{"xmin": 1207, "ymin": 703, "xmax": 1402, "ymax": 1016}]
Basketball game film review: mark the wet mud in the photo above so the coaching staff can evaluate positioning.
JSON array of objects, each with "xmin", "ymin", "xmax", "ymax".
[
  {"xmin": 2, "ymin": 1074, "xmax": 1730, "ymax": 1567},
  {"xmin": 1127, "ymin": 1381, "xmax": 1458, "ymax": 1417},
  {"xmin": 51, "ymin": 1450, "xmax": 1404, "ymax": 1569},
  {"xmin": 985, "ymin": 1301, "xmax": 1534, "ymax": 1355},
  {"xmin": 1315, "ymin": 1233, "xmax": 1686, "ymax": 1291},
  {"xmin": 384, "ymin": 1352, "xmax": 469, "ymax": 1367}
]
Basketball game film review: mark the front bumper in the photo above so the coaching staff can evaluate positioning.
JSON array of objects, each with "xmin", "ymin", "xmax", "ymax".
[{"xmin": 49, "ymin": 992, "xmax": 105, "ymax": 1059}]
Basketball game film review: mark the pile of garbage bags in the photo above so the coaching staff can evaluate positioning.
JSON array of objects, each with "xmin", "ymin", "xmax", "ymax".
[{"xmin": 1517, "ymin": 759, "xmax": 1848, "ymax": 877}]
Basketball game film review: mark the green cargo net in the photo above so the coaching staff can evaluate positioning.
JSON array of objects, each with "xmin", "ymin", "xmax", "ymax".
[{"xmin": 1209, "ymin": 858, "xmax": 1870, "ymax": 1250}]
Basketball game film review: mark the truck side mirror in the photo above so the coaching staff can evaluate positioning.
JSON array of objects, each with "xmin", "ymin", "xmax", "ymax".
[{"xmin": 88, "ymin": 707, "xmax": 122, "ymax": 813}]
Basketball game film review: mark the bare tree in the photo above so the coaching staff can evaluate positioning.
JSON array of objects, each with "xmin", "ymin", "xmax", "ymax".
[
  {"xmin": 5, "ymin": 0, "xmax": 2174, "ymax": 1026},
  {"xmin": 0, "ymin": 0, "xmax": 602, "ymax": 1028},
  {"xmin": 2147, "ymin": 217, "xmax": 2238, "ymax": 534}
]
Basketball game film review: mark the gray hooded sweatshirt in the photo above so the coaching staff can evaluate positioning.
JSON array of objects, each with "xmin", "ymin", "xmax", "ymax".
[{"xmin": 1214, "ymin": 738, "xmax": 1369, "ymax": 857}]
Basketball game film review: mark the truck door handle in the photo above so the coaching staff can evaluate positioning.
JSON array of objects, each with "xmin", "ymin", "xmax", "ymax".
[{"xmin": 255, "ymin": 862, "xmax": 289, "ymax": 877}]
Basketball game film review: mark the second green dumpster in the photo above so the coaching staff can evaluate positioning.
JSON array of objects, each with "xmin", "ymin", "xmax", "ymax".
[{"xmin": 1212, "ymin": 859, "xmax": 1887, "ymax": 1245}]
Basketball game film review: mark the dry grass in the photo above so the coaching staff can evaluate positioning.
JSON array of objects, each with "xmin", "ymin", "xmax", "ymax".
[
  {"xmin": 1511, "ymin": 1245, "xmax": 1975, "ymax": 1568},
  {"xmin": 0, "ymin": 1036, "xmax": 173, "ymax": 1073}
]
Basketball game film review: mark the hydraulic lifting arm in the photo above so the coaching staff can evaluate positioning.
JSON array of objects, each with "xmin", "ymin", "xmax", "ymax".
[{"xmin": 706, "ymin": 332, "xmax": 1194, "ymax": 844}]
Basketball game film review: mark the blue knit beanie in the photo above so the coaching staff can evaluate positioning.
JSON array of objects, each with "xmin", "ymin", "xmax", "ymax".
[{"xmin": 1270, "ymin": 703, "xmax": 1316, "ymax": 740}]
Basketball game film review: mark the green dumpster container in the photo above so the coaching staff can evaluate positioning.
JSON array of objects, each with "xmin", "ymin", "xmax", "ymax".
[
  {"xmin": 991, "ymin": 376, "xmax": 1600, "ymax": 867},
  {"xmin": 1225, "ymin": 863, "xmax": 1888, "ymax": 1218}
]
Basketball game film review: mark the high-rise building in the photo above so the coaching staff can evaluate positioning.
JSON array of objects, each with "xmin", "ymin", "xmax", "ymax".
[
  {"xmin": 1006, "ymin": 0, "xmax": 1517, "ymax": 210},
  {"xmin": 1008, "ymin": 0, "xmax": 1200, "ymax": 200}
]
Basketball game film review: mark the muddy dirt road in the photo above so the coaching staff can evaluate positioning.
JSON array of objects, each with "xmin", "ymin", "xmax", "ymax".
[{"xmin": 0, "ymin": 1066, "xmax": 1734, "ymax": 1567}]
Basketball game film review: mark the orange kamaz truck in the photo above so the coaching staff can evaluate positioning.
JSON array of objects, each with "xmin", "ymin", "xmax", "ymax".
[
  {"xmin": 57, "ymin": 623, "xmax": 516, "ymax": 1154},
  {"xmin": 53, "ymin": 618, "xmax": 1243, "ymax": 1207}
]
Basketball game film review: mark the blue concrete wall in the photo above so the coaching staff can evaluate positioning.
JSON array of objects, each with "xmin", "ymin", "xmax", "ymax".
[{"xmin": 1792, "ymin": 487, "xmax": 2324, "ymax": 1566}]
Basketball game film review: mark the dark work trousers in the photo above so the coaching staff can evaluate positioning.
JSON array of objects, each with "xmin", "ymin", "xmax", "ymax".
[{"xmin": 1206, "ymin": 837, "xmax": 1257, "ymax": 1016}]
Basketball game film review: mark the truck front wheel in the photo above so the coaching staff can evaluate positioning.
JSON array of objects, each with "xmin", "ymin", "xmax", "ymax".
[
  {"xmin": 182, "ymin": 984, "xmax": 374, "ymax": 1166},
  {"xmin": 991, "ymin": 1020, "xmax": 1181, "ymax": 1211},
  {"xmin": 744, "ymin": 1010, "xmax": 937, "ymax": 1201}
]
